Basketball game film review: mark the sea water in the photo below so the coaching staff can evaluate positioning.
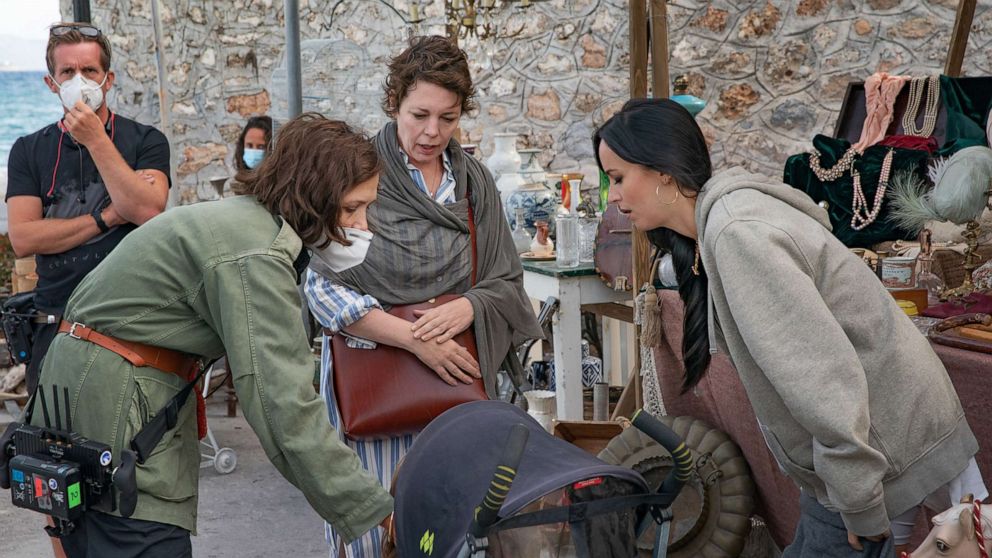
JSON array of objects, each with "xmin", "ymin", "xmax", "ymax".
[
  {"xmin": 0, "ymin": 71, "xmax": 64, "ymax": 232},
  {"xmin": 0, "ymin": 71, "xmax": 63, "ymax": 167}
]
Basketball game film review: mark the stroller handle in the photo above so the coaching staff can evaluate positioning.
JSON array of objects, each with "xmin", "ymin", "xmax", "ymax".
[
  {"xmin": 631, "ymin": 409, "xmax": 694, "ymax": 499},
  {"xmin": 470, "ymin": 423, "xmax": 530, "ymax": 538}
]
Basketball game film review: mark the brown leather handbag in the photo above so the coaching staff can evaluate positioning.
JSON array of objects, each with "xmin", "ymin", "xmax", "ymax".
[
  {"xmin": 594, "ymin": 204, "xmax": 634, "ymax": 291},
  {"xmin": 329, "ymin": 188, "xmax": 487, "ymax": 440}
]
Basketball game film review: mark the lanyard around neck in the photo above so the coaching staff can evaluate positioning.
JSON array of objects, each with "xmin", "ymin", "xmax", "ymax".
[{"xmin": 48, "ymin": 111, "xmax": 116, "ymax": 198}]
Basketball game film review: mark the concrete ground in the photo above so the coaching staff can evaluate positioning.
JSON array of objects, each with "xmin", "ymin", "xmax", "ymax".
[
  {"xmin": 1, "ymin": 396, "xmax": 780, "ymax": 558},
  {"xmin": 0, "ymin": 398, "xmax": 327, "ymax": 558}
]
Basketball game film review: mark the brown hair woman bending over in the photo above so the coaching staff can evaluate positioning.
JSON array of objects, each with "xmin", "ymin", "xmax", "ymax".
[{"xmin": 34, "ymin": 113, "xmax": 391, "ymax": 557}]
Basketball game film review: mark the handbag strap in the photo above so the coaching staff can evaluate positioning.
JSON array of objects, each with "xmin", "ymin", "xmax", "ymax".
[{"xmin": 466, "ymin": 180, "xmax": 477, "ymax": 286}]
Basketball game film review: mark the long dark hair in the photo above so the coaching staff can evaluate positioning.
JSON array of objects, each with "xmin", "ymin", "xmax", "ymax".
[
  {"xmin": 234, "ymin": 115, "xmax": 273, "ymax": 172},
  {"xmin": 593, "ymin": 98, "xmax": 713, "ymax": 391}
]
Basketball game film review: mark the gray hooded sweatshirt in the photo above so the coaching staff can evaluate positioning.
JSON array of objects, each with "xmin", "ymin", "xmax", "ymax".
[{"xmin": 694, "ymin": 167, "xmax": 979, "ymax": 536}]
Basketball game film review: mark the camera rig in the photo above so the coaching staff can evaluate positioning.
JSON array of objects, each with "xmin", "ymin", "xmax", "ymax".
[{"xmin": 1, "ymin": 384, "xmax": 137, "ymax": 537}]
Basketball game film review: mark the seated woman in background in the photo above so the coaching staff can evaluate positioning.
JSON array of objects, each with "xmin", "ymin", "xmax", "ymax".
[
  {"xmin": 594, "ymin": 98, "xmax": 986, "ymax": 558},
  {"xmin": 305, "ymin": 35, "xmax": 541, "ymax": 558}
]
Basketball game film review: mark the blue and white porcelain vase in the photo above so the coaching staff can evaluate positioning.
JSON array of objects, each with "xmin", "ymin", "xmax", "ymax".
[
  {"xmin": 504, "ymin": 148, "xmax": 559, "ymax": 234},
  {"xmin": 549, "ymin": 340, "xmax": 603, "ymax": 390},
  {"xmin": 505, "ymin": 182, "xmax": 558, "ymax": 236}
]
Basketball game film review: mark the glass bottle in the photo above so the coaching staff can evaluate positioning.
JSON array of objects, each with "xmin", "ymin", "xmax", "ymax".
[
  {"xmin": 578, "ymin": 215, "xmax": 600, "ymax": 263},
  {"xmin": 555, "ymin": 212, "xmax": 579, "ymax": 268},
  {"xmin": 916, "ymin": 253, "xmax": 944, "ymax": 304},
  {"xmin": 511, "ymin": 207, "xmax": 532, "ymax": 254},
  {"xmin": 915, "ymin": 228, "xmax": 944, "ymax": 304}
]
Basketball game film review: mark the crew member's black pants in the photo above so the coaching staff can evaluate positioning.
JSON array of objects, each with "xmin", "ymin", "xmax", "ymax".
[
  {"xmin": 59, "ymin": 511, "xmax": 192, "ymax": 558},
  {"xmin": 25, "ymin": 321, "xmax": 59, "ymax": 394}
]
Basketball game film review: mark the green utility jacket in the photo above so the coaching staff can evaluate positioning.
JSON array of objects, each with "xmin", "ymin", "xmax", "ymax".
[{"xmin": 34, "ymin": 196, "xmax": 392, "ymax": 540}]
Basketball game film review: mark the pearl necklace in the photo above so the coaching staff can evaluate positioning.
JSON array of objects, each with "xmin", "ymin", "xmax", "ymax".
[
  {"xmin": 901, "ymin": 76, "xmax": 939, "ymax": 137},
  {"xmin": 851, "ymin": 148, "xmax": 894, "ymax": 231},
  {"xmin": 808, "ymin": 146, "xmax": 860, "ymax": 181}
]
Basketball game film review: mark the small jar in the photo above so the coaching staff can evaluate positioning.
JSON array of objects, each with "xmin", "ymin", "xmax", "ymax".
[{"xmin": 881, "ymin": 256, "xmax": 917, "ymax": 289}]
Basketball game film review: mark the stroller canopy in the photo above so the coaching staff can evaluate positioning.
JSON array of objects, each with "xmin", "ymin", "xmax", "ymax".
[{"xmin": 393, "ymin": 401, "xmax": 650, "ymax": 558}]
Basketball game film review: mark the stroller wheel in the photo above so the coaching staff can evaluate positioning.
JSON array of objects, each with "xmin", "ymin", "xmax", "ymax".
[
  {"xmin": 599, "ymin": 415, "xmax": 755, "ymax": 558},
  {"xmin": 214, "ymin": 447, "xmax": 238, "ymax": 474}
]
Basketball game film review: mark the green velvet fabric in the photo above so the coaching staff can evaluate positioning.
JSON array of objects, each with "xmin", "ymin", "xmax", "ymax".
[
  {"xmin": 937, "ymin": 75, "xmax": 992, "ymax": 155},
  {"xmin": 783, "ymin": 136, "xmax": 930, "ymax": 248},
  {"xmin": 783, "ymin": 75, "xmax": 992, "ymax": 248}
]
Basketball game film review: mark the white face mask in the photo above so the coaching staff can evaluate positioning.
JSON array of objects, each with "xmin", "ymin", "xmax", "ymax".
[
  {"xmin": 54, "ymin": 72, "xmax": 108, "ymax": 111},
  {"xmin": 310, "ymin": 228, "xmax": 374, "ymax": 272}
]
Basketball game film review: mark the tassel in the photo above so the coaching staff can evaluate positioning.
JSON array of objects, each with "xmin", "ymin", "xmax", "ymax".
[{"xmin": 639, "ymin": 288, "xmax": 663, "ymax": 348}]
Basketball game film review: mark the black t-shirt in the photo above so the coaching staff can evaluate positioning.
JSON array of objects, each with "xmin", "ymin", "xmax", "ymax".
[{"xmin": 5, "ymin": 113, "xmax": 171, "ymax": 313}]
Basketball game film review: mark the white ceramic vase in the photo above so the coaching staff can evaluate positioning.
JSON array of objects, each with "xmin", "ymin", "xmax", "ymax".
[
  {"xmin": 486, "ymin": 132, "xmax": 522, "ymax": 184},
  {"xmin": 523, "ymin": 389, "xmax": 557, "ymax": 432}
]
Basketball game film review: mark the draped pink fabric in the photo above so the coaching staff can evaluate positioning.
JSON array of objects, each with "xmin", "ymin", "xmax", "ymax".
[
  {"xmin": 651, "ymin": 289, "xmax": 991, "ymax": 549},
  {"xmin": 852, "ymin": 72, "xmax": 911, "ymax": 152}
]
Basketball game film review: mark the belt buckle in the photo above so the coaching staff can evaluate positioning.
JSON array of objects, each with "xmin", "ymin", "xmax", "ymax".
[{"xmin": 68, "ymin": 322, "xmax": 84, "ymax": 339}]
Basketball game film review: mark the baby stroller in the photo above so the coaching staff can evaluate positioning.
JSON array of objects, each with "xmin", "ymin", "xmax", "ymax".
[{"xmin": 391, "ymin": 401, "xmax": 693, "ymax": 558}]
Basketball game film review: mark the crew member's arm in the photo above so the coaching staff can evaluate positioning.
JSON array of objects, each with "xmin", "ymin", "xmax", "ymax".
[
  {"xmin": 7, "ymin": 196, "xmax": 124, "ymax": 257},
  {"xmin": 62, "ymin": 101, "xmax": 168, "ymax": 224},
  {"xmin": 5, "ymin": 135, "xmax": 126, "ymax": 257},
  {"xmin": 203, "ymin": 254, "xmax": 392, "ymax": 543}
]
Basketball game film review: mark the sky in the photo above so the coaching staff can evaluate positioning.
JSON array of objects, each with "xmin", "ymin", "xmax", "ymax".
[{"xmin": 0, "ymin": 0, "xmax": 64, "ymax": 70}]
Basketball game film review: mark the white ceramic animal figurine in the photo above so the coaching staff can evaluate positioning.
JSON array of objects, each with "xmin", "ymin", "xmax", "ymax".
[
  {"xmin": 903, "ymin": 499, "xmax": 991, "ymax": 558},
  {"xmin": 530, "ymin": 220, "xmax": 553, "ymax": 256}
]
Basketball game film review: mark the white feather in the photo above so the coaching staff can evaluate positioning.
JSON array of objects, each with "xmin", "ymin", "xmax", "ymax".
[
  {"xmin": 928, "ymin": 157, "xmax": 948, "ymax": 184},
  {"xmin": 887, "ymin": 169, "xmax": 940, "ymax": 234}
]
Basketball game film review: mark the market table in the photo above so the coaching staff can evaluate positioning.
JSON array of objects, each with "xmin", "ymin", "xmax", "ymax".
[
  {"xmin": 521, "ymin": 259, "xmax": 632, "ymax": 420},
  {"xmin": 650, "ymin": 289, "xmax": 992, "ymax": 549}
]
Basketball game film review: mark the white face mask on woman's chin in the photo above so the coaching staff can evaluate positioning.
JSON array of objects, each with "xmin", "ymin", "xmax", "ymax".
[
  {"xmin": 54, "ymin": 72, "xmax": 108, "ymax": 111},
  {"xmin": 310, "ymin": 228, "xmax": 374, "ymax": 272}
]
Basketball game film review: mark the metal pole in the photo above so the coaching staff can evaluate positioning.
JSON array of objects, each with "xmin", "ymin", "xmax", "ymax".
[
  {"xmin": 284, "ymin": 0, "xmax": 303, "ymax": 119},
  {"xmin": 72, "ymin": 0, "xmax": 91, "ymax": 23},
  {"xmin": 150, "ymin": 0, "xmax": 179, "ymax": 208}
]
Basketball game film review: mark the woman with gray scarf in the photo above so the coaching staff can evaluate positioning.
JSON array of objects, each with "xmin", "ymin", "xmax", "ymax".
[{"xmin": 304, "ymin": 36, "xmax": 542, "ymax": 558}]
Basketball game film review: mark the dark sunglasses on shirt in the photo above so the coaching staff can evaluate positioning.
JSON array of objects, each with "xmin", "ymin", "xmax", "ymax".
[{"xmin": 50, "ymin": 24, "xmax": 102, "ymax": 38}]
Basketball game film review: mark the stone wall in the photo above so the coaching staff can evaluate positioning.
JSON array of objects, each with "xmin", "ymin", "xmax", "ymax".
[{"xmin": 62, "ymin": 0, "xmax": 992, "ymax": 203}]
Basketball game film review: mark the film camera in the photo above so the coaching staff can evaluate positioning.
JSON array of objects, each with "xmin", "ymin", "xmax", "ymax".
[{"xmin": 1, "ymin": 384, "xmax": 137, "ymax": 536}]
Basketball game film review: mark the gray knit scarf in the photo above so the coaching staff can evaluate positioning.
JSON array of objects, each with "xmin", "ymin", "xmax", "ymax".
[{"xmin": 310, "ymin": 121, "xmax": 542, "ymax": 396}]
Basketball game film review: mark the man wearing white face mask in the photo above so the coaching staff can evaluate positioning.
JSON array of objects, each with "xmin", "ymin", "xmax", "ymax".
[{"xmin": 5, "ymin": 22, "xmax": 170, "ymax": 395}]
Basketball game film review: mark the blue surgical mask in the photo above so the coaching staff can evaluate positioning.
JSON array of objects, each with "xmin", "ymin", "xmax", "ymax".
[{"xmin": 243, "ymin": 148, "xmax": 265, "ymax": 169}]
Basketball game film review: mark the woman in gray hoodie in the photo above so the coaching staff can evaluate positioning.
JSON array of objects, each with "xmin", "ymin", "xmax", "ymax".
[{"xmin": 593, "ymin": 98, "xmax": 986, "ymax": 557}]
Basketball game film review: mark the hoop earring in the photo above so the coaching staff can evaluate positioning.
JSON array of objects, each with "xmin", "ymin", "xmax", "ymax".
[{"xmin": 657, "ymin": 184, "xmax": 680, "ymax": 206}]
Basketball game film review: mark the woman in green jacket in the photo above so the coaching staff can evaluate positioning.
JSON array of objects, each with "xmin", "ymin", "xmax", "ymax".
[{"xmin": 33, "ymin": 113, "xmax": 392, "ymax": 557}]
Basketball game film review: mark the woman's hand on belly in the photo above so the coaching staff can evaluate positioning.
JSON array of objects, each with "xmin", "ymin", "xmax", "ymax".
[
  {"xmin": 411, "ymin": 297, "xmax": 474, "ymax": 343},
  {"xmin": 410, "ymin": 336, "xmax": 481, "ymax": 385}
]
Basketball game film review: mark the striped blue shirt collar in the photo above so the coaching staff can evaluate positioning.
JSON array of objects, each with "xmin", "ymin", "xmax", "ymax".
[{"xmin": 400, "ymin": 147, "xmax": 456, "ymax": 204}]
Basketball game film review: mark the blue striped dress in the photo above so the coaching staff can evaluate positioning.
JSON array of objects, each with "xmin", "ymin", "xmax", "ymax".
[{"xmin": 303, "ymin": 149, "xmax": 456, "ymax": 558}]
